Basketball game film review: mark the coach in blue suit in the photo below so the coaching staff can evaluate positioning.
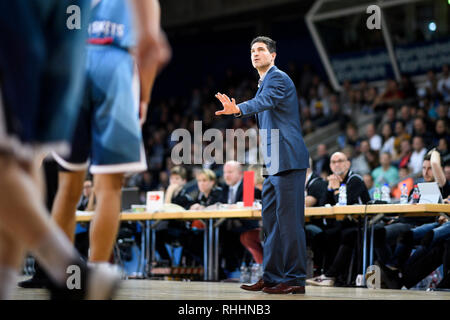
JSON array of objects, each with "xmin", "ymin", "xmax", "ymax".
[{"xmin": 215, "ymin": 36, "xmax": 309, "ymax": 294}]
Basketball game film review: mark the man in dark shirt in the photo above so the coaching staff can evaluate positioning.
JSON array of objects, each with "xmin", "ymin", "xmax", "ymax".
[
  {"xmin": 326, "ymin": 152, "xmax": 371, "ymax": 205},
  {"xmin": 307, "ymin": 152, "xmax": 370, "ymax": 286}
]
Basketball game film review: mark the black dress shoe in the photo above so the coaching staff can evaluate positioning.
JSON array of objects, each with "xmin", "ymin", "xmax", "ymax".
[
  {"xmin": 240, "ymin": 279, "xmax": 275, "ymax": 292},
  {"xmin": 262, "ymin": 282, "xmax": 305, "ymax": 294},
  {"xmin": 18, "ymin": 275, "xmax": 50, "ymax": 289}
]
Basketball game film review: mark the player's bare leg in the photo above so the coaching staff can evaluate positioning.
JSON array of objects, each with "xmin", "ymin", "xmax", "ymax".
[
  {"xmin": 0, "ymin": 154, "xmax": 80, "ymax": 288},
  {"xmin": 89, "ymin": 173, "xmax": 124, "ymax": 262},
  {"xmin": 51, "ymin": 170, "xmax": 86, "ymax": 242}
]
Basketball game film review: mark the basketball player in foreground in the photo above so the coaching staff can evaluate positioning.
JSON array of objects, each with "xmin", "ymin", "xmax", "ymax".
[
  {"xmin": 0, "ymin": 0, "xmax": 167, "ymax": 299},
  {"xmin": 51, "ymin": 0, "xmax": 170, "ymax": 270}
]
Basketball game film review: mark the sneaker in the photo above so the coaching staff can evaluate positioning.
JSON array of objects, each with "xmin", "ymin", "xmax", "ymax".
[
  {"xmin": 306, "ymin": 274, "xmax": 335, "ymax": 287},
  {"xmin": 85, "ymin": 263, "xmax": 122, "ymax": 300},
  {"xmin": 49, "ymin": 261, "xmax": 121, "ymax": 300}
]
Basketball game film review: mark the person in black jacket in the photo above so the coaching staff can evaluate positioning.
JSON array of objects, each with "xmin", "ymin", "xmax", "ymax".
[
  {"xmin": 190, "ymin": 169, "xmax": 224, "ymax": 210},
  {"xmin": 155, "ymin": 166, "xmax": 194, "ymax": 265},
  {"xmin": 307, "ymin": 152, "xmax": 370, "ymax": 286}
]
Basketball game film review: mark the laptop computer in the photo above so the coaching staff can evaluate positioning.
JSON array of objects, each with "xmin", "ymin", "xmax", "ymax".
[
  {"xmin": 121, "ymin": 187, "xmax": 142, "ymax": 211},
  {"xmin": 417, "ymin": 182, "xmax": 443, "ymax": 204}
]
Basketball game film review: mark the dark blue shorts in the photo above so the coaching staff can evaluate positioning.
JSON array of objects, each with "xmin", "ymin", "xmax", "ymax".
[{"xmin": 0, "ymin": 0, "xmax": 90, "ymax": 159}]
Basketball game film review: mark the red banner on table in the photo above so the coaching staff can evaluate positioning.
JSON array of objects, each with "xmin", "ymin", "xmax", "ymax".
[{"xmin": 243, "ymin": 171, "xmax": 255, "ymax": 207}]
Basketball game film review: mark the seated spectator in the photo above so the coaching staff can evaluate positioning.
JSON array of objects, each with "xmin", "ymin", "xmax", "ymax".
[
  {"xmin": 432, "ymin": 118, "xmax": 450, "ymax": 148},
  {"xmin": 437, "ymin": 64, "xmax": 450, "ymax": 103},
  {"xmin": 409, "ymin": 136, "xmax": 427, "ymax": 177},
  {"xmin": 422, "ymin": 70, "xmax": 439, "ymax": 101},
  {"xmin": 380, "ymin": 122, "xmax": 395, "ymax": 155},
  {"xmin": 190, "ymin": 169, "xmax": 224, "ymax": 210},
  {"xmin": 303, "ymin": 158, "xmax": 330, "ymax": 274},
  {"xmin": 363, "ymin": 173, "xmax": 375, "ymax": 200},
  {"xmin": 372, "ymin": 79, "xmax": 404, "ymax": 110},
  {"xmin": 373, "ymin": 150, "xmax": 450, "ymax": 288},
  {"xmin": 350, "ymin": 140, "xmax": 371, "ymax": 176},
  {"xmin": 400, "ymin": 75, "xmax": 417, "ymax": 100},
  {"xmin": 365, "ymin": 149, "xmax": 380, "ymax": 172},
  {"xmin": 220, "ymin": 161, "xmax": 262, "ymax": 275},
  {"xmin": 365, "ymin": 123, "xmax": 382, "ymax": 151},
  {"xmin": 307, "ymin": 152, "xmax": 370, "ymax": 286},
  {"xmin": 372, "ymin": 152, "xmax": 399, "ymax": 187},
  {"xmin": 155, "ymin": 166, "xmax": 193, "ymax": 266},
  {"xmin": 239, "ymin": 165, "xmax": 265, "ymax": 266},
  {"xmin": 165, "ymin": 166, "xmax": 194, "ymax": 209},
  {"xmin": 413, "ymin": 117, "xmax": 433, "ymax": 147},
  {"xmin": 393, "ymin": 120, "xmax": 411, "ymax": 156},
  {"xmin": 392, "ymin": 138, "xmax": 412, "ymax": 168},
  {"xmin": 399, "ymin": 104, "xmax": 414, "ymax": 135},
  {"xmin": 337, "ymin": 122, "xmax": 360, "ymax": 149},
  {"xmin": 314, "ymin": 143, "xmax": 331, "ymax": 178},
  {"xmin": 391, "ymin": 166, "xmax": 414, "ymax": 200},
  {"xmin": 77, "ymin": 180, "xmax": 94, "ymax": 211}
]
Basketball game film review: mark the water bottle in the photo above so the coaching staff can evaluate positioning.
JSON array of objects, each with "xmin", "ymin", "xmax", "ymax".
[
  {"xmin": 338, "ymin": 184, "xmax": 347, "ymax": 206},
  {"xmin": 373, "ymin": 184, "xmax": 381, "ymax": 201},
  {"xmin": 400, "ymin": 183, "xmax": 409, "ymax": 204},
  {"xmin": 381, "ymin": 183, "xmax": 391, "ymax": 203},
  {"xmin": 411, "ymin": 185, "xmax": 420, "ymax": 204},
  {"xmin": 250, "ymin": 263, "xmax": 260, "ymax": 283},
  {"xmin": 240, "ymin": 263, "xmax": 250, "ymax": 283}
]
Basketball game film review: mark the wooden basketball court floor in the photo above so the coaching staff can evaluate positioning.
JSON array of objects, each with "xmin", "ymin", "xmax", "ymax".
[{"xmin": 10, "ymin": 276, "xmax": 450, "ymax": 300}]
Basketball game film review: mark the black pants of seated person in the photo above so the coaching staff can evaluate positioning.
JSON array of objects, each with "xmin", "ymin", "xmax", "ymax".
[
  {"xmin": 313, "ymin": 224, "xmax": 344, "ymax": 274},
  {"xmin": 325, "ymin": 227, "xmax": 358, "ymax": 280},
  {"xmin": 324, "ymin": 225, "xmax": 364, "ymax": 286}
]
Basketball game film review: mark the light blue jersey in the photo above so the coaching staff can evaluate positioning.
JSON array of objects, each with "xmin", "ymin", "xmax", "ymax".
[{"xmin": 88, "ymin": 0, "xmax": 135, "ymax": 49}]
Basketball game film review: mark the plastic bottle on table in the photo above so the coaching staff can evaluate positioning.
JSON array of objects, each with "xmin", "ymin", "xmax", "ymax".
[
  {"xmin": 381, "ymin": 183, "xmax": 391, "ymax": 203},
  {"xmin": 338, "ymin": 183, "xmax": 347, "ymax": 206},
  {"xmin": 411, "ymin": 185, "xmax": 420, "ymax": 204},
  {"xmin": 373, "ymin": 184, "xmax": 381, "ymax": 201},
  {"xmin": 400, "ymin": 183, "xmax": 409, "ymax": 204}
]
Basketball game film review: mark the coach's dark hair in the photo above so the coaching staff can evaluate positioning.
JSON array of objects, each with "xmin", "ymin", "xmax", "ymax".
[{"xmin": 251, "ymin": 36, "xmax": 276, "ymax": 53}]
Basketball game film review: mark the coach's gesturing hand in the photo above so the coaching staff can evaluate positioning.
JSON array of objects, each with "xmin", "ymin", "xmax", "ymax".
[{"xmin": 215, "ymin": 93, "xmax": 241, "ymax": 116}]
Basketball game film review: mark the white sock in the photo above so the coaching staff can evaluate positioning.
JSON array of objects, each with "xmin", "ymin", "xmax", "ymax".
[
  {"xmin": 0, "ymin": 266, "xmax": 19, "ymax": 300},
  {"xmin": 31, "ymin": 226, "xmax": 79, "ymax": 286}
]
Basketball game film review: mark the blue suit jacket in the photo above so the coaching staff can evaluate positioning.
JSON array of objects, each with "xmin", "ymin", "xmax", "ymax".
[{"xmin": 238, "ymin": 66, "xmax": 309, "ymax": 175}]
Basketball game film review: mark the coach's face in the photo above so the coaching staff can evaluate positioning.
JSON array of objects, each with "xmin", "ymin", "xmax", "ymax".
[{"xmin": 251, "ymin": 42, "xmax": 275, "ymax": 70}]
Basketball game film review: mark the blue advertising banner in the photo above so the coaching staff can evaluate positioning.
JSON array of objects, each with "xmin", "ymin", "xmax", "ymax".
[{"xmin": 330, "ymin": 38, "xmax": 450, "ymax": 83}]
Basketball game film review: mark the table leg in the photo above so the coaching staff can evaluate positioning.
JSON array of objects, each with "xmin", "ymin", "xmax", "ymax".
[
  {"xmin": 139, "ymin": 221, "xmax": 146, "ymax": 277},
  {"xmin": 369, "ymin": 221, "xmax": 375, "ymax": 267},
  {"xmin": 203, "ymin": 220, "xmax": 208, "ymax": 281},
  {"xmin": 148, "ymin": 220, "xmax": 154, "ymax": 277},
  {"xmin": 214, "ymin": 221, "xmax": 219, "ymax": 281},
  {"xmin": 362, "ymin": 215, "xmax": 368, "ymax": 285},
  {"xmin": 208, "ymin": 218, "xmax": 213, "ymax": 281}
]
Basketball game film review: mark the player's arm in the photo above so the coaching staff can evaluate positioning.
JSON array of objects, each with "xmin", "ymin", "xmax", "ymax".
[{"xmin": 129, "ymin": 0, "xmax": 170, "ymax": 125}]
